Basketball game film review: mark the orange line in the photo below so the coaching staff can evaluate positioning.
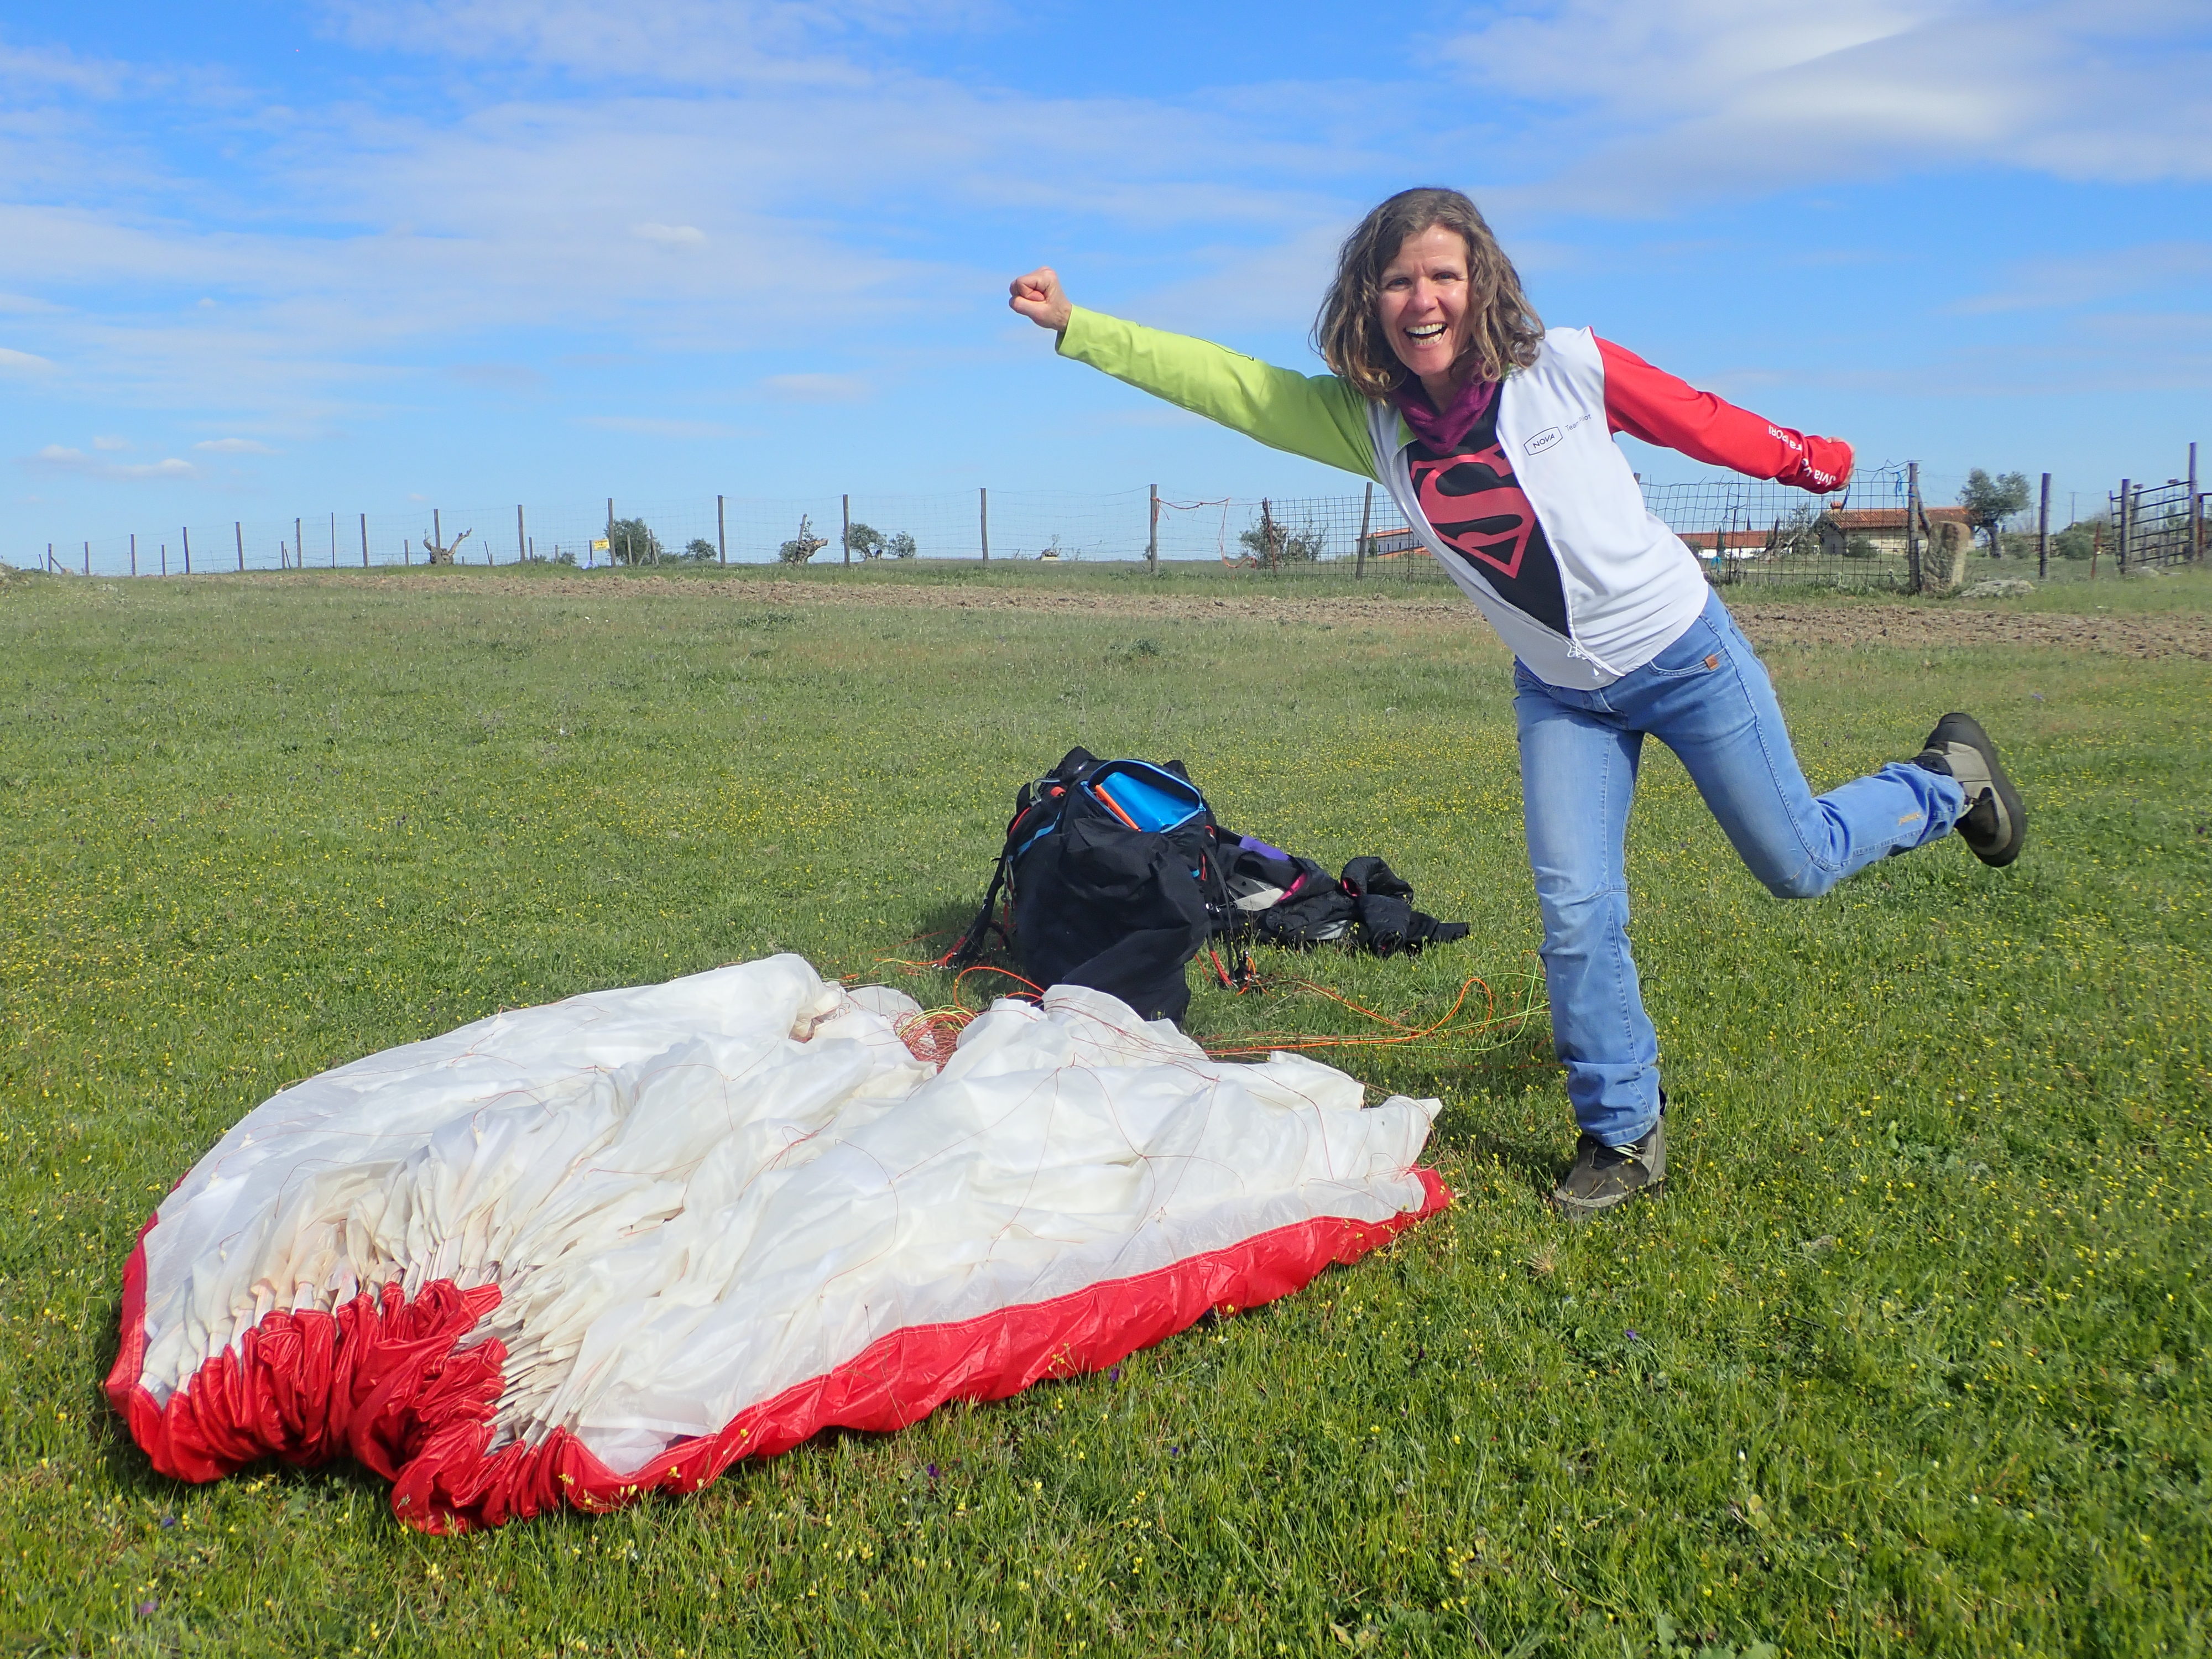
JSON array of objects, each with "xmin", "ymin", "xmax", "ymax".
[
  {"xmin": 955, "ymin": 963, "xmax": 1045, "ymax": 1001},
  {"xmin": 1198, "ymin": 972, "xmax": 1532, "ymax": 1058},
  {"xmin": 1089, "ymin": 782, "xmax": 1142, "ymax": 831}
]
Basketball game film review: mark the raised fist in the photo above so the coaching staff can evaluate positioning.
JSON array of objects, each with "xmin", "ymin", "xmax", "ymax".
[{"xmin": 1009, "ymin": 267, "xmax": 1072, "ymax": 333}]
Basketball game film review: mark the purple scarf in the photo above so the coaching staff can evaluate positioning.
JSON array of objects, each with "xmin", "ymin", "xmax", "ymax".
[{"xmin": 1389, "ymin": 371, "xmax": 1499, "ymax": 453}]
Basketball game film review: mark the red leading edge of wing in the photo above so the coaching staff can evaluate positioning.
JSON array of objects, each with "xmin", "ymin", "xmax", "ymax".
[{"xmin": 106, "ymin": 1169, "xmax": 1452, "ymax": 1532}]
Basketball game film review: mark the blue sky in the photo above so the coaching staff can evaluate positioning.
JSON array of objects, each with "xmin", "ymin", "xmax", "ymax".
[{"xmin": 4, "ymin": 0, "xmax": 2209, "ymax": 562}]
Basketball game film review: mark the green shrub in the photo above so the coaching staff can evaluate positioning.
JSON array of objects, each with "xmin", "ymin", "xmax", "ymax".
[
  {"xmin": 2052, "ymin": 520, "xmax": 2104, "ymax": 560},
  {"xmin": 683, "ymin": 538, "xmax": 718, "ymax": 563},
  {"xmin": 607, "ymin": 518, "xmax": 661, "ymax": 566},
  {"xmin": 844, "ymin": 522, "xmax": 886, "ymax": 561},
  {"xmin": 886, "ymin": 530, "xmax": 917, "ymax": 559}
]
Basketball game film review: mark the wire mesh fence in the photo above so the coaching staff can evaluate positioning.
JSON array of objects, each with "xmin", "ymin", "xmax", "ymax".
[
  {"xmin": 14, "ymin": 452, "xmax": 2203, "ymax": 588},
  {"xmin": 14, "ymin": 491, "xmax": 1157, "ymax": 580},
  {"xmin": 1162, "ymin": 468, "xmax": 1919, "ymax": 589}
]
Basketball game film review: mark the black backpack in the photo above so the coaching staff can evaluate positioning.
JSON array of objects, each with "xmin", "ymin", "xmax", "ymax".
[{"xmin": 950, "ymin": 748, "xmax": 1223, "ymax": 1025}]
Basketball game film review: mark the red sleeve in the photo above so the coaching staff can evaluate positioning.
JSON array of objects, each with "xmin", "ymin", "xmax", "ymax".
[{"xmin": 1595, "ymin": 337, "xmax": 1851, "ymax": 494}]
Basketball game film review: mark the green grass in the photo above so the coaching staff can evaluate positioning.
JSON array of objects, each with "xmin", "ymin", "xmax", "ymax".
[{"xmin": 2, "ymin": 563, "xmax": 2207, "ymax": 1657}]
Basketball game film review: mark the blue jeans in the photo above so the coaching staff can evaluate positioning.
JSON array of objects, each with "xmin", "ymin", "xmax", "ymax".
[{"xmin": 1512, "ymin": 590, "xmax": 1964, "ymax": 1147}]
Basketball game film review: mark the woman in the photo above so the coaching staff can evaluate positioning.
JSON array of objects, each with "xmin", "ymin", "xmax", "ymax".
[{"xmin": 1008, "ymin": 186, "xmax": 2025, "ymax": 1220}]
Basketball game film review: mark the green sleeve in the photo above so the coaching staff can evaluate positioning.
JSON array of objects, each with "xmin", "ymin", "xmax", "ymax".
[{"xmin": 1056, "ymin": 307, "xmax": 1388, "ymax": 482}]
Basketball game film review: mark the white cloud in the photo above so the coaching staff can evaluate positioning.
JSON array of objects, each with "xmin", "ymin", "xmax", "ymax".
[
  {"xmin": 579, "ymin": 414, "xmax": 748, "ymax": 437},
  {"xmin": 92, "ymin": 434, "xmax": 131, "ymax": 450},
  {"xmin": 1124, "ymin": 222, "xmax": 1345, "ymax": 338},
  {"xmin": 24, "ymin": 444, "xmax": 199, "ymax": 480},
  {"xmin": 1958, "ymin": 242, "xmax": 2212, "ymax": 315},
  {"xmin": 446, "ymin": 362, "xmax": 544, "ymax": 389},
  {"xmin": 0, "ymin": 36, "xmax": 132, "ymax": 98},
  {"xmin": 757, "ymin": 372, "xmax": 872, "ymax": 401},
  {"xmin": 2, "ymin": 0, "xmax": 2201, "ymax": 453},
  {"xmin": 1449, "ymin": 0, "xmax": 2212, "ymax": 209},
  {"xmin": 192, "ymin": 436, "xmax": 279, "ymax": 453},
  {"xmin": 0, "ymin": 8, "xmax": 1375, "ymax": 427},
  {"xmin": 321, "ymin": 0, "xmax": 994, "ymax": 86}
]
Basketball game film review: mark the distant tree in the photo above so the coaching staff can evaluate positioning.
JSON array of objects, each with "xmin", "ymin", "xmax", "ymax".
[
  {"xmin": 607, "ymin": 518, "xmax": 661, "ymax": 565},
  {"xmin": 421, "ymin": 527, "xmax": 471, "ymax": 566},
  {"xmin": 844, "ymin": 521, "xmax": 886, "ymax": 560},
  {"xmin": 1765, "ymin": 503, "xmax": 1821, "ymax": 558},
  {"xmin": 2050, "ymin": 517, "xmax": 2104, "ymax": 561},
  {"xmin": 778, "ymin": 515, "xmax": 828, "ymax": 564},
  {"xmin": 886, "ymin": 530, "xmax": 917, "ymax": 559},
  {"xmin": 683, "ymin": 537, "xmax": 718, "ymax": 562},
  {"xmin": 1958, "ymin": 469, "xmax": 2032, "ymax": 559}
]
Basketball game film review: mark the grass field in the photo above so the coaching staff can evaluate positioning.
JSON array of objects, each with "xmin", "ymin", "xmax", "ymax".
[{"xmin": 2, "ymin": 562, "xmax": 2207, "ymax": 1657}]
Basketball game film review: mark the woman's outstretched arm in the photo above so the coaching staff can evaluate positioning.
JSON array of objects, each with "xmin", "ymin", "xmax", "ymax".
[
  {"xmin": 1011, "ymin": 267, "xmax": 1380, "ymax": 481},
  {"xmin": 1594, "ymin": 337, "xmax": 1853, "ymax": 494}
]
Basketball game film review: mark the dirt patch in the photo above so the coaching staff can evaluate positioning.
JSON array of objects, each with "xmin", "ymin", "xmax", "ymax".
[
  {"xmin": 291, "ymin": 571, "xmax": 2212, "ymax": 658},
  {"xmin": 1726, "ymin": 602, "xmax": 2212, "ymax": 661}
]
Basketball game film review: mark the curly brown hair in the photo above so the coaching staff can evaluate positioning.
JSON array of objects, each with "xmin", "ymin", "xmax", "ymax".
[{"xmin": 1313, "ymin": 187, "xmax": 1545, "ymax": 400}]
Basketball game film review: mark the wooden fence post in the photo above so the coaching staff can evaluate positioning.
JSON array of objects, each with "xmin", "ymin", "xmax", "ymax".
[
  {"xmin": 2118, "ymin": 479, "xmax": 2130, "ymax": 575},
  {"xmin": 360, "ymin": 513, "xmax": 369, "ymax": 567},
  {"xmin": 235, "ymin": 521, "xmax": 244, "ymax": 572},
  {"xmin": 1147, "ymin": 484, "xmax": 1158, "ymax": 576},
  {"xmin": 1905, "ymin": 462, "xmax": 1923, "ymax": 594},
  {"xmin": 717, "ymin": 494, "xmax": 727, "ymax": 565},
  {"xmin": 131, "ymin": 534, "xmax": 137, "ymax": 577},
  {"xmin": 843, "ymin": 494, "xmax": 852, "ymax": 566},
  {"xmin": 83, "ymin": 540, "xmax": 90, "ymax": 576},
  {"xmin": 517, "ymin": 504, "xmax": 526, "ymax": 565},
  {"xmin": 182, "ymin": 526, "xmax": 191, "ymax": 575},
  {"xmin": 979, "ymin": 488, "xmax": 989, "ymax": 562},
  {"xmin": 2037, "ymin": 472, "xmax": 2050, "ymax": 581},
  {"xmin": 1355, "ymin": 482, "xmax": 1373, "ymax": 580},
  {"xmin": 295, "ymin": 517, "xmax": 302, "ymax": 573}
]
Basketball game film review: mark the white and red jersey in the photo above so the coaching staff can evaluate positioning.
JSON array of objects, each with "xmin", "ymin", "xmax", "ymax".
[{"xmin": 1366, "ymin": 327, "xmax": 1853, "ymax": 688}]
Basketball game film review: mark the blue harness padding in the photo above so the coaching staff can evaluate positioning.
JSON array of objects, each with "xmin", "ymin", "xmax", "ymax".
[{"xmin": 1084, "ymin": 761, "xmax": 1206, "ymax": 834}]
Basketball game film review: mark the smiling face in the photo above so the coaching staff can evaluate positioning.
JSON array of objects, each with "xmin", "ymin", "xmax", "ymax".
[{"xmin": 1375, "ymin": 223, "xmax": 1473, "ymax": 400}]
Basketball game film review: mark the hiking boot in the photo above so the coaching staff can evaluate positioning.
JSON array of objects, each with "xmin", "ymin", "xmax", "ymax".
[
  {"xmin": 1911, "ymin": 712, "xmax": 2026, "ymax": 867},
  {"xmin": 1550, "ymin": 1115, "xmax": 1666, "ymax": 1222}
]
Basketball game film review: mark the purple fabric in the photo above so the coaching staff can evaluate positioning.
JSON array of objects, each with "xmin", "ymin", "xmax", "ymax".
[
  {"xmin": 1389, "ymin": 371, "xmax": 1499, "ymax": 453},
  {"xmin": 1237, "ymin": 835, "xmax": 1290, "ymax": 862}
]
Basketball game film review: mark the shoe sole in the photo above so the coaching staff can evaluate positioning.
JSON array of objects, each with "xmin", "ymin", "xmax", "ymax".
[
  {"xmin": 1548, "ymin": 1178, "xmax": 1665, "ymax": 1223},
  {"xmin": 1941, "ymin": 711, "xmax": 2027, "ymax": 867}
]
